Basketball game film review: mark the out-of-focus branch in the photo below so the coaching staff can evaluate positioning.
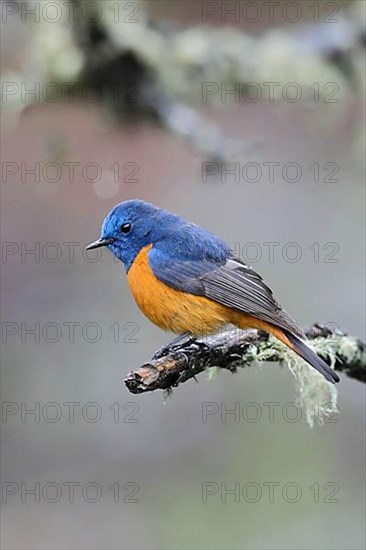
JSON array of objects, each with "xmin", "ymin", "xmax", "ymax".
[{"xmin": 3, "ymin": 0, "xmax": 365, "ymax": 161}]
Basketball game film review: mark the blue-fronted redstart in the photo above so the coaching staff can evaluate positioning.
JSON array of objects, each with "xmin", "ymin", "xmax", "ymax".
[{"xmin": 86, "ymin": 200, "xmax": 339, "ymax": 384}]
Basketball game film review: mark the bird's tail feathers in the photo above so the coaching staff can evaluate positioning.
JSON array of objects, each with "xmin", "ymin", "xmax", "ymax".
[{"xmin": 281, "ymin": 329, "xmax": 340, "ymax": 384}]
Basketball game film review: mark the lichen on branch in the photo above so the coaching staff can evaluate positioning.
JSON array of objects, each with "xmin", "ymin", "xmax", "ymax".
[{"xmin": 124, "ymin": 323, "xmax": 365, "ymax": 427}]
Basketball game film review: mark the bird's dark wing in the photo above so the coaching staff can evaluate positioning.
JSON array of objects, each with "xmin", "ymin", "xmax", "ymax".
[{"xmin": 149, "ymin": 249, "xmax": 304, "ymax": 338}]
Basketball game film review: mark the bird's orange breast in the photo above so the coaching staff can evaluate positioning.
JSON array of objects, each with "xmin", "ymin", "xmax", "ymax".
[
  {"xmin": 127, "ymin": 245, "xmax": 230, "ymax": 335},
  {"xmin": 127, "ymin": 245, "xmax": 293, "ymax": 345}
]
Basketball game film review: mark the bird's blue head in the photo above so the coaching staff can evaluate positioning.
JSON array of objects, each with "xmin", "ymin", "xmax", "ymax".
[{"xmin": 86, "ymin": 200, "xmax": 176, "ymax": 270}]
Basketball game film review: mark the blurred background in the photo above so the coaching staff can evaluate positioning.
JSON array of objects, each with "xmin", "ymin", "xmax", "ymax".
[{"xmin": 1, "ymin": 1, "xmax": 365, "ymax": 549}]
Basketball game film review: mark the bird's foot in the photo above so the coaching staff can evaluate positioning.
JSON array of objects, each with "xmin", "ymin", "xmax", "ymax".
[{"xmin": 153, "ymin": 332, "xmax": 196, "ymax": 359}]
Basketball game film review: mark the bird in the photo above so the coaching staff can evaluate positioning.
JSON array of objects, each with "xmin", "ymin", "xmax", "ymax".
[{"xmin": 86, "ymin": 199, "xmax": 339, "ymax": 384}]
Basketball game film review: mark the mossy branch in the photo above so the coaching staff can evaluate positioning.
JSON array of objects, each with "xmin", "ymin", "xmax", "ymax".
[
  {"xmin": 4, "ymin": 0, "xmax": 365, "ymax": 161},
  {"xmin": 124, "ymin": 324, "xmax": 365, "ymax": 426},
  {"xmin": 125, "ymin": 323, "xmax": 365, "ymax": 393}
]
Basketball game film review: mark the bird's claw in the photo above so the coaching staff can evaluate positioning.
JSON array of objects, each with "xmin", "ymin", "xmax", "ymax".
[{"xmin": 153, "ymin": 333, "xmax": 197, "ymax": 359}]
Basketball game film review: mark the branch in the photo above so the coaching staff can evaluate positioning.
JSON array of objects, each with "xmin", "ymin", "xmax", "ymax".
[
  {"xmin": 124, "ymin": 324, "xmax": 366, "ymax": 395},
  {"xmin": 5, "ymin": 0, "xmax": 365, "ymax": 161}
]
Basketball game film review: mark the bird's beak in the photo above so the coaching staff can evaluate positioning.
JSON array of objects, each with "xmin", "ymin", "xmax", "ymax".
[{"xmin": 85, "ymin": 238, "xmax": 114, "ymax": 250}]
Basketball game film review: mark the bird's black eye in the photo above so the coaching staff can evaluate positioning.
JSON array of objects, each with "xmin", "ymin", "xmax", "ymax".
[{"xmin": 120, "ymin": 222, "xmax": 132, "ymax": 234}]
